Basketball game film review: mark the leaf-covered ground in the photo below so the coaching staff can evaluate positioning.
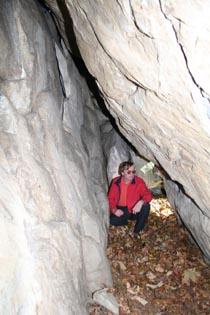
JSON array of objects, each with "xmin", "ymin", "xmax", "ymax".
[{"xmin": 89, "ymin": 197, "xmax": 210, "ymax": 315}]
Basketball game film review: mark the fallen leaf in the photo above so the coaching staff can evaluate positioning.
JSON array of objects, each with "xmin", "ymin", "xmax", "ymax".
[
  {"xmin": 117, "ymin": 261, "xmax": 127, "ymax": 271},
  {"xmin": 182, "ymin": 268, "xmax": 201, "ymax": 285},
  {"xmin": 146, "ymin": 281, "xmax": 164, "ymax": 289},
  {"xmin": 121, "ymin": 278, "xmax": 128, "ymax": 285},
  {"xmin": 131, "ymin": 295, "xmax": 148, "ymax": 305},
  {"xmin": 126, "ymin": 281, "xmax": 131, "ymax": 289},
  {"xmin": 119, "ymin": 306, "xmax": 129, "ymax": 315},
  {"xmin": 141, "ymin": 256, "xmax": 149, "ymax": 263},
  {"xmin": 155, "ymin": 264, "xmax": 165, "ymax": 273},
  {"xmin": 146, "ymin": 271, "xmax": 156, "ymax": 280}
]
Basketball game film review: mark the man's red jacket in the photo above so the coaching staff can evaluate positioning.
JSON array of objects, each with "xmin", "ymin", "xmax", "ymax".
[{"xmin": 108, "ymin": 176, "xmax": 152, "ymax": 214}]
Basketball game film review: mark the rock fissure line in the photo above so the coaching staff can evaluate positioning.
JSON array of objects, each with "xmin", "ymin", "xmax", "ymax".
[
  {"xmin": 76, "ymin": 2, "xmax": 156, "ymax": 97},
  {"xmin": 158, "ymin": 0, "xmax": 204, "ymax": 95},
  {"xmin": 129, "ymin": 0, "xmax": 154, "ymax": 39},
  {"xmin": 115, "ymin": 0, "xmax": 125, "ymax": 16}
]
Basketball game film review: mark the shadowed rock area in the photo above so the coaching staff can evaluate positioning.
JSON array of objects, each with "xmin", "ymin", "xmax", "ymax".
[{"xmin": 0, "ymin": 0, "xmax": 210, "ymax": 314}]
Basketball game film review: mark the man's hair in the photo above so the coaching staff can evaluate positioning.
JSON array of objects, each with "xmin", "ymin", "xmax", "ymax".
[{"xmin": 118, "ymin": 161, "xmax": 134, "ymax": 175}]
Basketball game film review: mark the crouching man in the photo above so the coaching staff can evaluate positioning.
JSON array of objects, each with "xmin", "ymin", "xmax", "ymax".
[{"xmin": 108, "ymin": 161, "xmax": 152, "ymax": 237}]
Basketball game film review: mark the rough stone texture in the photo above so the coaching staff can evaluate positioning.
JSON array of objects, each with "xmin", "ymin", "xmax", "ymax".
[
  {"xmin": 44, "ymin": 0, "xmax": 210, "ymax": 259},
  {"xmin": 0, "ymin": 1, "xmax": 112, "ymax": 314},
  {"xmin": 97, "ymin": 110, "xmax": 131, "ymax": 183},
  {"xmin": 98, "ymin": 111, "xmax": 161, "ymax": 191},
  {"xmin": 165, "ymin": 179, "xmax": 210, "ymax": 261}
]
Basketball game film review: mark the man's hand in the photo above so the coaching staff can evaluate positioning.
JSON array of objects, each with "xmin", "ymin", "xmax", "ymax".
[
  {"xmin": 132, "ymin": 200, "xmax": 144, "ymax": 214},
  {"xmin": 113, "ymin": 209, "xmax": 124, "ymax": 217}
]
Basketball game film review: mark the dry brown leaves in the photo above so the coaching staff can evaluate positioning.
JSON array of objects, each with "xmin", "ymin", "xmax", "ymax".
[{"xmin": 89, "ymin": 197, "xmax": 210, "ymax": 315}]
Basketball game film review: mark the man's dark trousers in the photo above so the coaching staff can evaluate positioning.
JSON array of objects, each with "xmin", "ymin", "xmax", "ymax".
[{"xmin": 110, "ymin": 203, "xmax": 150, "ymax": 233}]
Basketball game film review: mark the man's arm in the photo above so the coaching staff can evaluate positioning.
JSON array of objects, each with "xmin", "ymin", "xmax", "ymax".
[
  {"xmin": 132, "ymin": 199, "xmax": 144, "ymax": 214},
  {"xmin": 132, "ymin": 179, "xmax": 152, "ymax": 214},
  {"xmin": 107, "ymin": 179, "xmax": 119, "ymax": 214}
]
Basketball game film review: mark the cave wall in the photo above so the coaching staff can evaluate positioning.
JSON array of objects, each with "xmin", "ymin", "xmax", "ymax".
[
  {"xmin": 44, "ymin": 0, "xmax": 210, "ymax": 259},
  {"xmin": 165, "ymin": 179, "xmax": 210, "ymax": 261},
  {"xmin": 0, "ymin": 0, "xmax": 112, "ymax": 314}
]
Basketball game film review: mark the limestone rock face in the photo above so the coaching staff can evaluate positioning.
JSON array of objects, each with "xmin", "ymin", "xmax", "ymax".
[
  {"xmin": 45, "ymin": 1, "xmax": 210, "ymax": 259},
  {"xmin": 0, "ymin": 1, "xmax": 112, "ymax": 314},
  {"xmin": 98, "ymin": 112, "xmax": 131, "ymax": 183},
  {"xmin": 165, "ymin": 179, "xmax": 210, "ymax": 261}
]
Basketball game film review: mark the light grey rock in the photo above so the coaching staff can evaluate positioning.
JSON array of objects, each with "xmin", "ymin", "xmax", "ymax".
[
  {"xmin": 93, "ymin": 288, "xmax": 119, "ymax": 314},
  {"xmin": 165, "ymin": 179, "xmax": 210, "ymax": 261},
  {"xmin": 100, "ymin": 120, "xmax": 131, "ymax": 183},
  {"xmin": 0, "ymin": 1, "xmax": 112, "ymax": 314}
]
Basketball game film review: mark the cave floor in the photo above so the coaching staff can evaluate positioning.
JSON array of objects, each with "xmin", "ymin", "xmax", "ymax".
[{"xmin": 89, "ymin": 197, "xmax": 210, "ymax": 315}]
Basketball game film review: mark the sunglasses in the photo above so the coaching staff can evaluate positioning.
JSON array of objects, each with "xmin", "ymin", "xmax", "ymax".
[{"xmin": 126, "ymin": 170, "xmax": 136, "ymax": 174}]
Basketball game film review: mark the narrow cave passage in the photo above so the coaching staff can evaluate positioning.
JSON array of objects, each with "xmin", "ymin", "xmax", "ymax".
[{"xmin": 90, "ymin": 196, "xmax": 210, "ymax": 315}]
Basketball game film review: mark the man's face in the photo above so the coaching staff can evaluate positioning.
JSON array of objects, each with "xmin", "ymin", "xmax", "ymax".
[{"xmin": 121, "ymin": 165, "xmax": 136, "ymax": 183}]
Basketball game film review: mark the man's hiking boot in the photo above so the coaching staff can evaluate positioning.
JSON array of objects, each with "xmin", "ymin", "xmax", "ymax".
[{"xmin": 133, "ymin": 232, "xmax": 140, "ymax": 239}]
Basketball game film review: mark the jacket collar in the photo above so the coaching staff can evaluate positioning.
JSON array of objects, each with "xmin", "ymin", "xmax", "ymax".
[{"xmin": 115, "ymin": 175, "xmax": 136, "ymax": 185}]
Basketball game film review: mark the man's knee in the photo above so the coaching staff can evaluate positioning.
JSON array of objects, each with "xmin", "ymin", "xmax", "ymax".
[
  {"xmin": 142, "ymin": 203, "xmax": 150, "ymax": 213},
  {"xmin": 110, "ymin": 214, "xmax": 128, "ymax": 226}
]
